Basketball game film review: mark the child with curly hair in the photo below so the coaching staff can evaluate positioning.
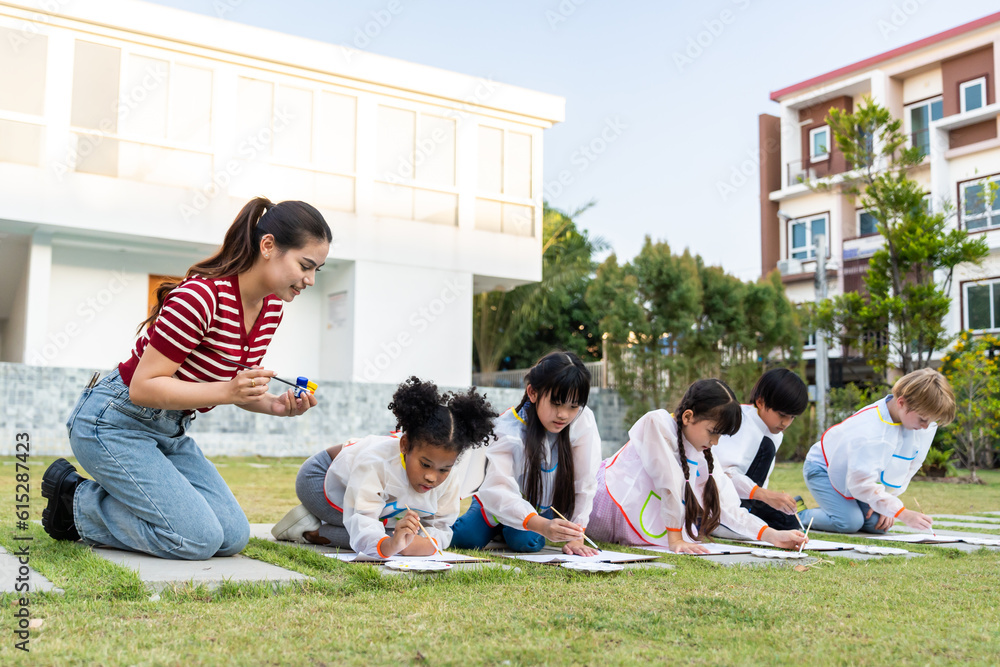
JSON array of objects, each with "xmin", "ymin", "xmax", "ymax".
[{"xmin": 273, "ymin": 377, "xmax": 497, "ymax": 557}]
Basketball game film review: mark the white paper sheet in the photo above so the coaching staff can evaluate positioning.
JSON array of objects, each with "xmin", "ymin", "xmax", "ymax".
[
  {"xmin": 873, "ymin": 533, "xmax": 1000, "ymax": 546},
  {"xmin": 635, "ymin": 542, "xmax": 753, "ymax": 555},
  {"xmin": 325, "ymin": 550, "xmax": 482, "ymax": 563},
  {"xmin": 870, "ymin": 533, "xmax": 962, "ymax": 544},
  {"xmin": 742, "ymin": 538, "xmax": 857, "ymax": 551},
  {"xmin": 499, "ymin": 549, "xmax": 656, "ymax": 564}
]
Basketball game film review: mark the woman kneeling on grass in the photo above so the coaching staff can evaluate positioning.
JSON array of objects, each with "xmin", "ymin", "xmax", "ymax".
[
  {"xmin": 273, "ymin": 377, "xmax": 497, "ymax": 558},
  {"xmin": 43, "ymin": 197, "xmax": 331, "ymax": 560}
]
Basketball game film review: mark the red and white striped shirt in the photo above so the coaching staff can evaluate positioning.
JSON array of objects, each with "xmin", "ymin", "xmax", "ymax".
[{"xmin": 119, "ymin": 274, "xmax": 284, "ymax": 412}]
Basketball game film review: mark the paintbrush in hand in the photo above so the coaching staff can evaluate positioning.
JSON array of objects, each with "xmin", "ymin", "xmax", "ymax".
[
  {"xmin": 550, "ymin": 507, "xmax": 601, "ymax": 553},
  {"xmin": 798, "ymin": 516, "xmax": 814, "ymax": 553},
  {"xmin": 404, "ymin": 504, "xmax": 442, "ymax": 556}
]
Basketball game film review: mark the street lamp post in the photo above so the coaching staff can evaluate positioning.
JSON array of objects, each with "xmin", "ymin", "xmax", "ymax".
[{"xmin": 814, "ymin": 233, "xmax": 828, "ymax": 438}]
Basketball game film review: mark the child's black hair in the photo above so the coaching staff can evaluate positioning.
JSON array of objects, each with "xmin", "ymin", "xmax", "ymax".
[
  {"xmin": 749, "ymin": 368, "xmax": 808, "ymax": 416},
  {"xmin": 674, "ymin": 378, "xmax": 742, "ymax": 540},
  {"xmin": 514, "ymin": 351, "xmax": 592, "ymax": 519},
  {"xmin": 388, "ymin": 376, "xmax": 497, "ymax": 456}
]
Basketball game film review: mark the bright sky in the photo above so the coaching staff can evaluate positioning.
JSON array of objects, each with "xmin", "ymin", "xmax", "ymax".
[{"xmin": 150, "ymin": 0, "xmax": 1000, "ymax": 280}]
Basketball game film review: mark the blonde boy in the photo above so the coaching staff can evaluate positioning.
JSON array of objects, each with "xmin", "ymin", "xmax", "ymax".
[{"xmin": 799, "ymin": 368, "xmax": 955, "ymax": 534}]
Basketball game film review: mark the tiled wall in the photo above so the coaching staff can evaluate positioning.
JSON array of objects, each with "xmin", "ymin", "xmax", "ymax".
[{"xmin": 0, "ymin": 364, "xmax": 630, "ymax": 460}]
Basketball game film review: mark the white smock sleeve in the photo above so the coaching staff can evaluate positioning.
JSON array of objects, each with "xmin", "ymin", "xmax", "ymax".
[
  {"xmin": 716, "ymin": 469, "xmax": 768, "ymax": 539},
  {"xmin": 341, "ymin": 464, "xmax": 392, "ymax": 558},
  {"xmin": 422, "ymin": 478, "xmax": 461, "ymax": 550},
  {"xmin": 628, "ymin": 410, "xmax": 686, "ymax": 533},
  {"xmin": 476, "ymin": 433, "xmax": 538, "ymax": 530},
  {"xmin": 722, "ymin": 460, "xmax": 758, "ymax": 500},
  {"xmin": 844, "ymin": 436, "xmax": 905, "ymax": 519},
  {"xmin": 570, "ymin": 407, "xmax": 602, "ymax": 527}
]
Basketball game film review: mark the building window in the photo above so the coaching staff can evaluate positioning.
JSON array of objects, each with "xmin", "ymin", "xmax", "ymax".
[
  {"xmin": 788, "ymin": 214, "xmax": 829, "ymax": 260},
  {"xmin": 809, "ymin": 126, "xmax": 830, "ymax": 161},
  {"xmin": 803, "ymin": 331, "xmax": 817, "ymax": 350},
  {"xmin": 960, "ymin": 77, "xmax": 986, "ymax": 113},
  {"xmin": 965, "ymin": 278, "xmax": 1000, "ymax": 332},
  {"xmin": 858, "ymin": 210, "xmax": 879, "ymax": 237},
  {"xmin": 0, "ymin": 26, "xmax": 47, "ymax": 167},
  {"xmin": 961, "ymin": 176, "xmax": 1000, "ymax": 231},
  {"xmin": 906, "ymin": 96, "xmax": 942, "ymax": 158},
  {"xmin": 374, "ymin": 105, "xmax": 457, "ymax": 226},
  {"xmin": 475, "ymin": 124, "xmax": 535, "ymax": 236}
]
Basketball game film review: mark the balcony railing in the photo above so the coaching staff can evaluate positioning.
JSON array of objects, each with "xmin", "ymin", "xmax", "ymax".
[{"xmin": 786, "ymin": 160, "xmax": 816, "ymax": 186}]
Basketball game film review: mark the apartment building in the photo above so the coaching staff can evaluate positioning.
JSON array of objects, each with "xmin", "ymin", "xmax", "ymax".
[
  {"xmin": 759, "ymin": 12, "xmax": 1000, "ymax": 382},
  {"xmin": 0, "ymin": 0, "xmax": 562, "ymax": 387}
]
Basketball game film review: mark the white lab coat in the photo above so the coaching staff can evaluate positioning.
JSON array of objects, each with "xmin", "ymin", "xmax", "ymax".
[
  {"xmin": 323, "ymin": 434, "xmax": 460, "ymax": 557},
  {"xmin": 804, "ymin": 396, "xmax": 936, "ymax": 518},
  {"xmin": 473, "ymin": 405, "xmax": 601, "ymax": 529},
  {"xmin": 713, "ymin": 404, "xmax": 784, "ymax": 499},
  {"xmin": 597, "ymin": 410, "xmax": 767, "ymax": 545}
]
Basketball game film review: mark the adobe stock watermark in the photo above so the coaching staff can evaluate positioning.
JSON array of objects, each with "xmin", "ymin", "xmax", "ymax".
[
  {"xmin": 362, "ymin": 278, "xmax": 468, "ymax": 381},
  {"xmin": 28, "ymin": 270, "xmax": 132, "ymax": 366},
  {"xmin": 877, "ymin": 0, "xmax": 930, "ymax": 39},
  {"xmin": 338, "ymin": 0, "xmax": 410, "ymax": 65},
  {"xmin": 5, "ymin": 0, "xmax": 73, "ymax": 53},
  {"xmin": 672, "ymin": 0, "xmax": 752, "ymax": 73},
  {"xmin": 52, "ymin": 62, "xmax": 169, "ymax": 180},
  {"xmin": 543, "ymin": 116, "xmax": 627, "ymax": 201},
  {"xmin": 545, "ymin": 0, "xmax": 587, "ymax": 31},
  {"xmin": 179, "ymin": 107, "xmax": 294, "ymax": 221},
  {"xmin": 382, "ymin": 77, "xmax": 498, "ymax": 185},
  {"xmin": 212, "ymin": 0, "xmax": 247, "ymax": 19}
]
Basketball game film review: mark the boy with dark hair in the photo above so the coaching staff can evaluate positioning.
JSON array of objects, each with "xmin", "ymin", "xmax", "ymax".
[{"xmin": 712, "ymin": 368, "xmax": 808, "ymax": 532}]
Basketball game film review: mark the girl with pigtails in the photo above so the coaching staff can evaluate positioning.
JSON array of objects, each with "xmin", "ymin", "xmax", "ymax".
[
  {"xmin": 587, "ymin": 379, "xmax": 807, "ymax": 553},
  {"xmin": 273, "ymin": 377, "xmax": 497, "ymax": 558},
  {"xmin": 44, "ymin": 197, "xmax": 331, "ymax": 560},
  {"xmin": 450, "ymin": 351, "xmax": 602, "ymax": 556}
]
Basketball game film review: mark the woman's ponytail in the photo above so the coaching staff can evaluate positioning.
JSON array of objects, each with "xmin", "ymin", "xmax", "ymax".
[{"xmin": 137, "ymin": 197, "xmax": 330, "ymax": 333}]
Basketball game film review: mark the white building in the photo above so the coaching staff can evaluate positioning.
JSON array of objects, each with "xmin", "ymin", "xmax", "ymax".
[
  {"xmin": 759, "ymin": 12, "xmax": 1000, "ymax": 381},
  {"xmin": 0, "ymin": 0, "xmax": 562, "ymax": 387}
]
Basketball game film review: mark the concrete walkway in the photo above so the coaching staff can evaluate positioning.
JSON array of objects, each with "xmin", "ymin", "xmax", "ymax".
[
  {"xmin": 0, "ymin": 546, "xmax": 62, "ymax": 594},
  {"xmin": 90, "ymin": 548, "xmax": 310, "ymax": 592}
]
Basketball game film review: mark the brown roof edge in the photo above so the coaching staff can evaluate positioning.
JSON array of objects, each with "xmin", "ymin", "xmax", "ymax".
[{"xmin": 769, "ymin": 11, "xmax": 1000, "ymax": 101}]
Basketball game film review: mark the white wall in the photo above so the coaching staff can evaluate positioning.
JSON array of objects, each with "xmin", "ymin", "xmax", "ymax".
[
  {"xmin": 351, "ymin": 261, "xmax": 472, "ymax": 386},
  {"xmin": 263, "ymin": 278, "xmax": 323, "ymax": 382},
  {"xmin": 318, "ymin": 261, "xmax": 356, "ymax": 382}
]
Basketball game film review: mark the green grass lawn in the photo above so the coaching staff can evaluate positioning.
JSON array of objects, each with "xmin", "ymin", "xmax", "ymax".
[{"xmin": 2, "ymin": 457, "xmax": 1000, "ymax": 666}]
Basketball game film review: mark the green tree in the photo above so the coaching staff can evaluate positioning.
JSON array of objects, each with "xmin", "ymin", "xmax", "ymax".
[
  {"xmin": 816, "ymin": 98, "xmax": 989, "ymax": 378},
  {"xmin": 939, "ymin": 332, "xmax": 1000, "ymax": 483},
  {"xmin": 587, "ymin": 238, "xmax": 803, "ymax": 424},
  {"xmin": 472, "ymin": 203, "xmax": 607, "ymax": 373}
]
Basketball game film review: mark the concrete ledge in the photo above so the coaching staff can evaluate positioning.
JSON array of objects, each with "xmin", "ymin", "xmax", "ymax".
[
  {"xmin": 0, "ymin": 546, "xmax": 63, "ymax": 594},
  {"xmin": 90, "ymin": 548, "xmax": 311, "ymax": 591}
]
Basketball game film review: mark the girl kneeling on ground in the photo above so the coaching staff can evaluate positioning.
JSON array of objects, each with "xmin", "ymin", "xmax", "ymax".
[
  {"xmin": 450, "ymin": 351, "xmax": 602, "ymax": 556},
  {"xmin": 274, "ymin": 377, "xmax": 496, "ymax": 558},
  {"xmin": 588, "ymin": 379, "xmax": 807, "ymax": 553}
]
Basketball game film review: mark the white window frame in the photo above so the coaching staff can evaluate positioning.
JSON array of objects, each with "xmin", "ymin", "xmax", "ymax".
[
  {"xmin": 960, "ymin": 175, "xmax": 1000, "ymax": 232},
  {"xmin": 904, "ymin": 96, "xmax": 942, "ymax": 157},
  {"xmin": 788, "ymin": 213, "xmax": 830, "ymax": 261},
  {"xmin": 960, "ymin": 76, "xmax": 987, "ymax": 114},
  {"xmin": 964, "ymin": 278, "xmax": 1000, "ymax": 333},
  {"xmin": 809, "ymin": 126, "xmax": 830, "ymax": 162},
  {"xmin": 803, "ymin": 331, "xmax": 817, "ymax": 350}
]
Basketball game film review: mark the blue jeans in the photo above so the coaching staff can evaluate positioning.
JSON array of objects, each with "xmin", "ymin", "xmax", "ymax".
[
  {"xmin": 66, "ymin": 369, "xmax": 250, "ymax": 560},
  {"xmin": 450, "ymin": 498, "xmax": 551, "ymax": 552},
  {"xmin": 800, "ymin": 458, "xmax": 885, "ymax": 534}
]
